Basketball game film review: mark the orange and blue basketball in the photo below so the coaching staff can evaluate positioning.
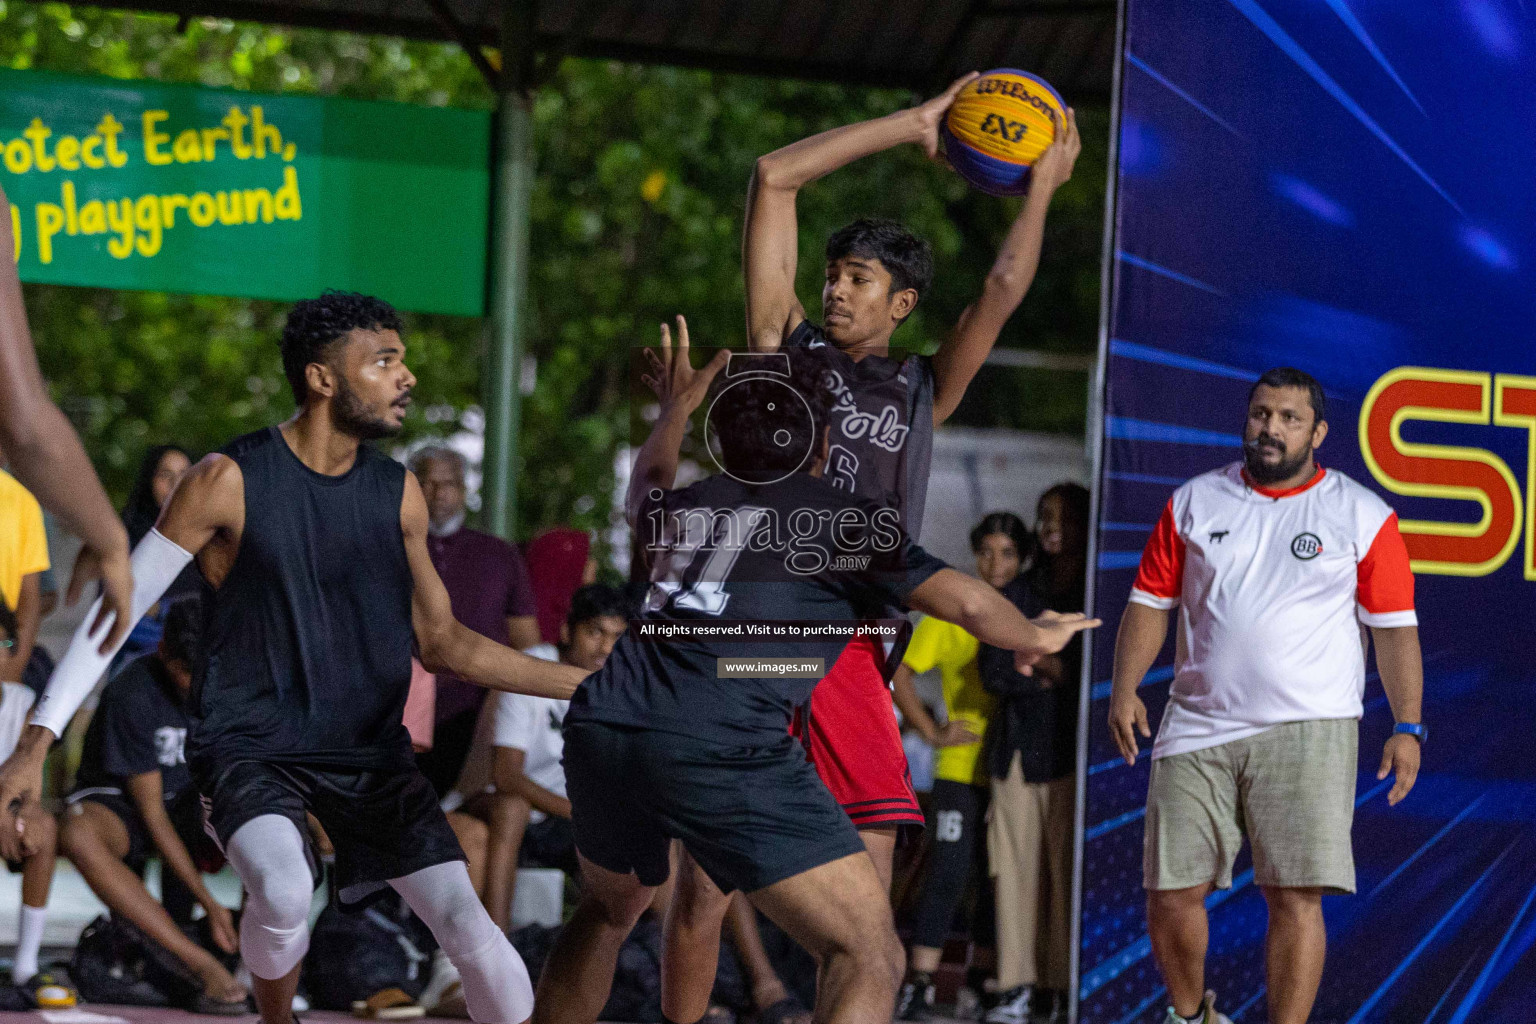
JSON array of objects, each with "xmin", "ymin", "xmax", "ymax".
[{"xmin": 942, "ymin": 69, "xmax": 1067, "ymax": 196}]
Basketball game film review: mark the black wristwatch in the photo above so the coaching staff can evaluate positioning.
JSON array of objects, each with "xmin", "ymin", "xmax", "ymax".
[{"xmin": 1393, "ymin": 722, "xmax": 1428, "ymax": 744}]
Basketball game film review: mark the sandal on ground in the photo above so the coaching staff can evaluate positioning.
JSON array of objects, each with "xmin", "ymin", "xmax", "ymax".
[
  {"xmin": 188, "ymin": 990, "xmax": 252, "ymax": 1016},
  {"xmin": 753, "ymin": 996, "xmax": 812, "ymax": 1024},
  {"xmin": 352, "ymin": 987, "xmax": 427, "ymax": 1020}
]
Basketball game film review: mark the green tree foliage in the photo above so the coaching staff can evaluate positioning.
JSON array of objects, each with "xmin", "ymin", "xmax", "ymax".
[{"xmin": 0, "ymin": 0, "xmax": 1104, "ymax": 543}]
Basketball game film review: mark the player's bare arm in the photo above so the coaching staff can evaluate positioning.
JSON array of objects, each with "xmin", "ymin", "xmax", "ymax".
[
  {"xmin": 930, "ymin": 108, "xmax": 1082, "ymax": 425},
  {"xmin": 1107, "ymin": 602, "xmax": 1167, "ymax": 764},
  {"xmin": 744, "ymin": 74, "xmax": 978, "ymax": 353},
  {"xmin": 156, "ymin": 454, "xmax": 247, "ymax": 577},
  {"xmin": 0, "ymin": 188, "xmax": 134, "ymax": 652},
  {"xmin": 402, "ymin": 472, "xmax": 585, "ymax": 701},
  {"xmin": 907, "ymin": 567, "xmax": 1097, "ymax": 668},
  {"xmin": 1372, "ymin": 624, "xmax": 1424, "ymax": 806}
]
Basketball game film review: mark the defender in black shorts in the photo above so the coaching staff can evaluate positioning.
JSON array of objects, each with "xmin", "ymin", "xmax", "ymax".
[
  {"xmin": 18, "ymin": 293, "xmax": 585, "ymax": 1024},
  {"xmin": 533, "ymin": 321, "xmax": 1097, "ymax": 1024}
]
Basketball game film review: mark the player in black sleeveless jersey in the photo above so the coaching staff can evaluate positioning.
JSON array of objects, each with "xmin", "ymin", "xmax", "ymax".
[
  {"xmin": 740, "ymin": 70, "xmax": 1083, "ymax": 861},
  {"xmin": 663, "ymin": 78, "xmax": 1084, "ymax": 1024},
  {"xmin": 533, "ymin": 321, "xmax": 1096, "ymax": 1024},
  {"xmin": 2, "ymin": 292, "xmax": 583, "ymax": 1024}
]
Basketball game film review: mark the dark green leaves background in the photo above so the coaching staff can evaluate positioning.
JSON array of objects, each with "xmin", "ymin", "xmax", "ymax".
[{"xmin": 2, "ymin": 0, "xmax": 1104, "ymax": 550}]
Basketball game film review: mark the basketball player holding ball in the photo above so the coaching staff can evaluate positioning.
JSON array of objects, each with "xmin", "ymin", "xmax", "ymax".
[{"xmin": 660, "ymin": 74, "xmax": 1082, "ymax": 1024}]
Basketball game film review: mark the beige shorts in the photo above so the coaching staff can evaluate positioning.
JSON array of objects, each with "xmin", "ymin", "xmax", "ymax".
[{"xmin": 1143, "ymin": 718, "xmax": 1358, "ymax": 894}]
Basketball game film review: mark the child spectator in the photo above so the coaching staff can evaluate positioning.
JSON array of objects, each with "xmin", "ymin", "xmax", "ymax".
[{"xmin": 445, "ymin": 583, "xmax": 628, "ymax": 919}]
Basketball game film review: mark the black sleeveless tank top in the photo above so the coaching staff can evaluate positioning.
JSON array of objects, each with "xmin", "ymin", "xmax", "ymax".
[{"xmin": 187, "ymin": 426, "xmax": 415, "ymax": 776}]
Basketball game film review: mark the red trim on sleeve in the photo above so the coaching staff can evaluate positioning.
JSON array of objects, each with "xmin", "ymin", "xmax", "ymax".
[
  {"xmin": 1357, "ymin": 512, "xmax": 1415, "ymax": 613},
  {"xmin": 1132, "ymin": 499, "xmax": 1185, "ymax": 599}
]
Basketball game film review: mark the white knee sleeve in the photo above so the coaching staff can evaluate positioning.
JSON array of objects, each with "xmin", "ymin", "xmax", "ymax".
[
  {"xmin": 393, "ymin": 861, "xmax": 534, "ymax": 1024},
  {"xmin": 226, "ymin": 815, "xmax": 315, "ymax": 981}
]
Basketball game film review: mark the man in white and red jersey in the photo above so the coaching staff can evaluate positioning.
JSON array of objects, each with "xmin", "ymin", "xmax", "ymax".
[{"xmin": 1108, "ymin": 367, "xmax": 1424, "ymax": 1024}]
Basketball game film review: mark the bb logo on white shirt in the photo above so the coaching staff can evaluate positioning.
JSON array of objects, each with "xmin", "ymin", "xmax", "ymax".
[{"xmin": 1290, "ymin": 532, "xmax": 1323, "ymax": 560}]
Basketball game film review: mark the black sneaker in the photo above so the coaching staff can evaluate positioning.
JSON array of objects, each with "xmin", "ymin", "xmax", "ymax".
[{"xmin": 896, "ymin": 973, "xmax": 937, "ymax": 1021}]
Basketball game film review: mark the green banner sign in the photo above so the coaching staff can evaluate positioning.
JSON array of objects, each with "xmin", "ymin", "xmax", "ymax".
[{"xmin": 0, "ymin": 68, "xmax": 490, "ymax": 316}]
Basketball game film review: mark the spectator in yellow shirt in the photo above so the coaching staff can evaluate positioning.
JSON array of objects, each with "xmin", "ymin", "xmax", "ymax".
[
  {"xmin": 0, "ymin": 467, "xmax": 51, "ymax": 659},
  {"xmin": 893, "ymin": 512, "xmax": 1033, "ymax": 1021}
]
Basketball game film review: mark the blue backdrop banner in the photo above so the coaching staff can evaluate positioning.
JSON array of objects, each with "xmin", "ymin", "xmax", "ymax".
[{"xmin": 1082, "ymin": 2, "xmax": 1536, "ymax": 1022}]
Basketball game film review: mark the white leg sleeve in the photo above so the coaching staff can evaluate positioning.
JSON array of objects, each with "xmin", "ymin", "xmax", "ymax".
[
  {"xmin": 225, "ymin": 815, "xmax": 315, "ymax": 981},
  {"xmin": 392, "ymin": 861, "xmax": 533, "ymax": 1024},
  {"xmin": 30, "ymin": 529, "xmax": 194, "ymax": 738}
]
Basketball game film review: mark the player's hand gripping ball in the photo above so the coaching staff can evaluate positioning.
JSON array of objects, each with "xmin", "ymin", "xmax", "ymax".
[{"xmin": 942, "ymin": 69, "xmax": 1067, "ymax": 196}]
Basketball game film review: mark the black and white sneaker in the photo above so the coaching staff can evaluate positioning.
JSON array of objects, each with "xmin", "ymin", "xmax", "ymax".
[
  {"xmin": 983, "ymin": 985, "xmax": 1034, "ymax": 1024},
  {"xmin": 895, "ymin": 973, "xmax": 937, "ymax": 1021}
]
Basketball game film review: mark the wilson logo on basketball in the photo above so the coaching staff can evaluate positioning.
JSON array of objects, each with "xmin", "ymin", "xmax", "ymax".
[
  {"xmin": 1290, "ymin": 533, "xmax": 1323, "ymax": 560},
  {"xmin": 974, "ymin": 78, "xmax": 1062, "ymax": 125}
]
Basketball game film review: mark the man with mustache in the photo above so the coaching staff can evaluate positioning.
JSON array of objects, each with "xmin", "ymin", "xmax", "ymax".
[
  {"xmin": 0, "ymin": 291, "xmax": 585, "ymax": 1024},
  {"xmin": 1108, "ymin": 367, "xmax": 1425, "ymax": 1024}
]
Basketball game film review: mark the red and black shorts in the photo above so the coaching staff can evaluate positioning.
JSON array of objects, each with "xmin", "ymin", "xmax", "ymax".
[{"xmin": 793, "ymin": 633, "xmax": 924, "ymax": 831}]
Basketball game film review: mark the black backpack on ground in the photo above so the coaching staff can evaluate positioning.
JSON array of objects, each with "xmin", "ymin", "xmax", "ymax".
[
  {"xmin": 71, "ymin": 914, "xmax": 183, "ymax": 1007},
  {"xmin": 72, "ymin": 909, "xmax": 243, "ymax": 1008},
  {"xmin": 302, "ymin": 890, "xmax": 437, "ymax": 1010}
]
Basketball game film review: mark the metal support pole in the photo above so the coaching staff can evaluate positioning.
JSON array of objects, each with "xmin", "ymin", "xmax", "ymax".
[
  {"xmin": 482, "ymin": 0, "xmax": 536, "ymax": 540},
  {"xmin": 1069, "ymin": 1, "xmax": 1126, "ymax": 1020}
]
